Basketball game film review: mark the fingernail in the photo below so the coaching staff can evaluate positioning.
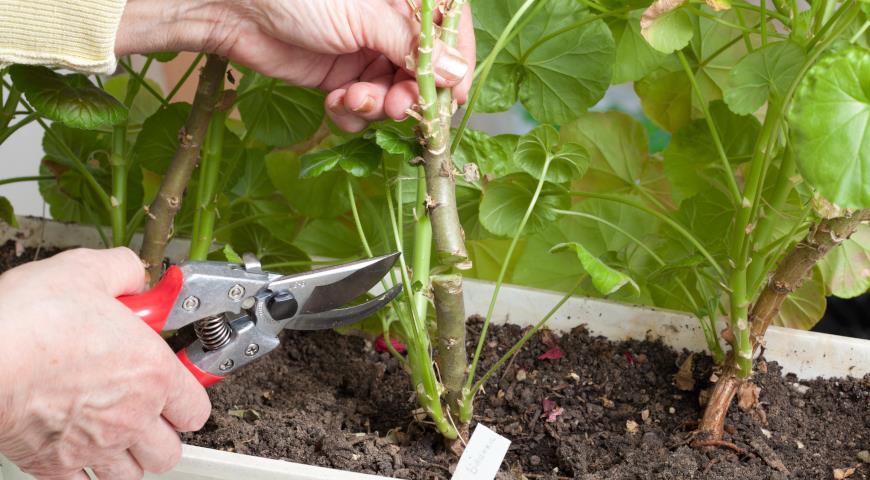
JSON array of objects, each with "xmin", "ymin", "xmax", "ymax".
[
  {"xmin": 352, "ymin": 95, "xmax": 376, "ymax": 114},
  {"xmin": 435, "ymin": 45, "xmax": 469, "ymax": 83},
  {"xmin": 328, "ymin": 94, "xmax": 347, "ymax": 114}
]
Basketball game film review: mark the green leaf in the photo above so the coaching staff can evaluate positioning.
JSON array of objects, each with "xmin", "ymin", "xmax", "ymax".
[
  {"xmin": 453, "ymin": 129, "xmax": 519, "ymax": 177},
  {"xmin": 609, "ymin": 11, "xmax": 669, "ymax": 83},
  {"xmin": 774, "ymin": 267, "xmax": 826, "ymax": 330},
  {"xmin": 0, "ymin": 196, "xmax": 18, "ymax": 227},
  {"xmin": 676, "ymin": 186, "xmax": 736, "ymax": 257},
  {"xmin": 515, "ymin": 125, "xmax": 589, "ymax": 183},
  {"xmin": 373, "ymin": 122, "xmax": 420, "ymax": 161},
  {"xmin": 237, "ymin": 73, "xmax": 324, "ymax": 147},
  {"xmin": 131, "ymin": 103, "xmax": 192, "ymax": 175},
  {"xmin": 635, "ymin": 69, "xmax": 693, "ymax": 132},
  {"xmin": 222, "ymin": 224, "xmax": 310, "ymax": 274},
  {"xmin": 265, "ymin": 150, "xmax": 350, "ymax": 218},
  {"xmin": 478, "ymin": 173, "xmax": 568, "ymax": 237},
  {"xmin": 473, "ymin": 0, "xmax": 615, "ymax": 124},
  {"xmin": 300, "ymin": 138, "xmax": 381, "ymax": 178},
  {"xmin": 724, "ymin": 41, "xmax": 807, "ymax": 115},
  {"xmin": 664, "ymin": 101, "xmax": 761, "ymax": 202},
  {"xmin": 8, "ymin": 65, "xmax": 128, "ymax": 129},
  {"xmin": 788, "ymin": 47, "xmax": 870, "ymax": 208},
  {"xmin": 551, "ymin": 242, "xmax": 639, "ymax": 295},
  {"xmin": 561, "ymin": 111, "xmax": 672, "ymax": 204},
  {"xmin": 295, "ymin": 219, "xmax": 361, "ymax": 259},
  {"xmin": 818, "ymin": 224, "xmax": 870, "ymax": 299},
  {"xmin": 640, "ymin": 0, "xmax": 693, "ymax": 54}
]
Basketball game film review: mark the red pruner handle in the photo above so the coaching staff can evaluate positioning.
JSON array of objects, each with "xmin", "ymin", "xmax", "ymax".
[
  {"xmin": 117, "ymin": 265, "xmax": 184, "ymax": 333},
  {"xmin": 178, "ymin": 348, "xmax": 225, "ymax": 387}
]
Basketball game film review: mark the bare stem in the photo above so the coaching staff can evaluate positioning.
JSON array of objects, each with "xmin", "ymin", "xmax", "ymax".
[
  {"xmin": 140, "ymin": 55, "xmax": 228, "ymax": 279},
  {"xmin": 433, "ymin": 274, "xmax": 468, "ymax": 415}
]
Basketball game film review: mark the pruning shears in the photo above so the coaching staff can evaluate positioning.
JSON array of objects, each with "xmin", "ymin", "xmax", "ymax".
[{"xmin": 117, "ymin": 253, "xmax": 402, "ymax": 387}]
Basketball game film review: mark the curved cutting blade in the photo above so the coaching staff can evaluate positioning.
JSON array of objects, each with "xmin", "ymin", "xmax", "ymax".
[
  {"xmin": 284, "ymin": 284, "xmax": 403, "ymax": 330},
  {"xmin": 267, "ymin": 252, "xmax": 400, "ymax": 315}
]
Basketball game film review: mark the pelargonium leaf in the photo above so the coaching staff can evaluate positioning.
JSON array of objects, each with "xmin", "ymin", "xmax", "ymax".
[
  {"xmin": 724, "ymin": 41, "xmax": 806, "ymax": 115},
  {"xmin": 774, "ymin": 267, "xmax": 826, "ymax": 330},
  {"xmin": 608, "ymin": 12, "xmax": 669, "ymax": 84},
  {"xmin": 550, "ymin": 242, "xmax": 639, "ymax": 295},
  {"xmin": 8, "ymin": 65, "xmax": 127, "ymax": 129},
  {"xmin": 514, "ymin": 125, "xmax": 589, "ymax": 183},
  {"xmin": 635, "ymin": 69, "xmax": 693, "ymax": 133},
  {"xmin": 237, "ymin": 72, "xmax": 324, "ymax": 147},
  {"xmin": 818, "ymin": 224, "xmax": 870, "ymax": 299},
  {"xmin": 640, "ymin": 0, "xmax": 693, "ymax": 54},
  {"xmin": 0, "ymin": 196, "xmax": 18, "ymax": 227},
  {"xmin": 473, "ymin": 0, "xmax": 615, "ymax": 124},
  {"xmin": 478, "ymin": 173, "xmax": 568, "ymax": 237},
  {"xmin": 664, "ymin": 101, "xmax": 761, "ymax": 202},
  {"xmin": 299, "ymin": 138, "xmax": 381, "ymax": 178},
  {"xmin": 788, "ymin": 47, "xmax": 870, "ymax": 208}
]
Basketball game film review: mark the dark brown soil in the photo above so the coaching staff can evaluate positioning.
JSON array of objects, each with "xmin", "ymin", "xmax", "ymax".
[
  {"xmin": 183, "ymin": 320, "xmax": 870, "ymax": 479},
  {"xmin": 0, "ymin": 241, "xmax": 866, "ymax": 479},
  {"xmin": 0, "ymin": 239, "xmax": 61, "ymax": 269}
]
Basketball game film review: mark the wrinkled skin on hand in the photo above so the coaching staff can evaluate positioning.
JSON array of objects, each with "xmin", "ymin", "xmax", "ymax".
[
  {"xmin": 0, "ymin": 248, "xmax": 211, "ymax": 480},
  {"xmin": 116, "ymin": 0, "xmax": 475, "ymax": 132}
]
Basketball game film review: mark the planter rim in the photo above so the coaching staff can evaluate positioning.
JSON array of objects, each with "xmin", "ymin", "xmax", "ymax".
[{"xmin": 2, "ymin": 216, "xmax": 869, "ymax": 480}]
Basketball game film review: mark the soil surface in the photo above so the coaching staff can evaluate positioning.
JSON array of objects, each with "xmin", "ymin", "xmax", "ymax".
[
  {"xmin": 183, "ymin": 320, "xmax": 870, "ymax": 479},
  {"xmin": 0, "ymin": 241, "xmax": 866, "ymax": 479}
]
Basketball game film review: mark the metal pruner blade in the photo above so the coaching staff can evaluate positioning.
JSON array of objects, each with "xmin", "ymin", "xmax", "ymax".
[{"xmin": 267, "ymin": 252, "xmax": 402, "ymax": 331}]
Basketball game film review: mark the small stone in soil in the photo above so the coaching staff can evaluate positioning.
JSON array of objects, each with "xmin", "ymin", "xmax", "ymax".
[{"xmin": 858, "ymin": 450, "xmax": 870, "ymax": 463}]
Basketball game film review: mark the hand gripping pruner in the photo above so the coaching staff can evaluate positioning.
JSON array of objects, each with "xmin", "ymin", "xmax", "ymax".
[{"xmin": 117, "ymin": 253, "xmax": 402, "ymax": 387}]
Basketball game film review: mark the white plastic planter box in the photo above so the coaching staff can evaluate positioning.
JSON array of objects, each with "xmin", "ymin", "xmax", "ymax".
[{"xmin": 2, "ymin": 217, "xmax": 869, "ymax": 480}]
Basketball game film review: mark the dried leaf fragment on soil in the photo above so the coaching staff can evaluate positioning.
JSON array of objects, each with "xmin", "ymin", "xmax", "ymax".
[
  {"xmin": 542, "ymin": 398, "xmax": 565, "ymax": 422},
  {"xmin": 738, "ymin": 382, "xmax": 761, "ymax": 411},
  {"xmin": 833, "ymin": 466, "xmax": 856, "ymax": 479},
  {"xmin": 674, "ymin": 353, "xmax": 695, "ymax": 391},
  {"xmin": 537, "ymin": 346, "xmax": 565, "ymax": 361}
]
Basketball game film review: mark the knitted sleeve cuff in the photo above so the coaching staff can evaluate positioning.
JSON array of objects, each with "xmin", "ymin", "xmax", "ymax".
[{"xmin": 0, "ymin": 0, "xmax": 127, "ymax": 74}]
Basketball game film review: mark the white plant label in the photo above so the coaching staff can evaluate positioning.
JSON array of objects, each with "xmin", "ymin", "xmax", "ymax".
[{"xmin": 451, "ymin": 424, "xmax": 511, "ymax": 480}]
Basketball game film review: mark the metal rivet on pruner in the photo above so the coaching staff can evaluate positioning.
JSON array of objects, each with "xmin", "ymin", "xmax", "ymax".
[
  {"xmin": 228, "ymin": 284, "xmax": 245, "ymax": 301},
  {"xmin": 182, "ymin": 296, "xmax": 200, "ymax": 312}
]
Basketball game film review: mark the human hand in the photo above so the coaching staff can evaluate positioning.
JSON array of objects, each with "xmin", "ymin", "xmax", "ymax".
[
  {"xmin": 116, "ymin": 0, "xmax": 475, "ymax": 132},
  {"xmin": 0, "ymin": 248, "xmax": 211, "ymax": 480}
]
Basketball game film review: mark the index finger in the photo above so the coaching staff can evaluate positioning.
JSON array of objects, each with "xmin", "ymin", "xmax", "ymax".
[{"xmin": 161, "ymin": 359, "xmax": 212, "ymax": 432}]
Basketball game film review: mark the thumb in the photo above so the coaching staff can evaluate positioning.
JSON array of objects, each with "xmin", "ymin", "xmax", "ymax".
[
  {"xmin": 351, "ymin": 1, "xmax": 470, "ymax": 86},
  {"xmin": 52, "ymin": 247, "xmax": 147, "ymax": 297}
]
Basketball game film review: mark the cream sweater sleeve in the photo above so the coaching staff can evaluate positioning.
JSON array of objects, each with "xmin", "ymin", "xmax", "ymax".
[{"xmin": 0, "ymin": 0, "xmax": 127, "ymax": 74}]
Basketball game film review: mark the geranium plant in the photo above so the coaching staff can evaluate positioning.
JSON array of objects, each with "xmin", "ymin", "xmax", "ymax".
[{"xmin": 0, "ymin": 0, "xmax": 868, "ymax": 455}]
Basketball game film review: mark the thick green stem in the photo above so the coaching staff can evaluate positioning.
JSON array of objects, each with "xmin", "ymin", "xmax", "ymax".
[
  {"xmin": 412, "ymin": 169, "xmax": 433, "ymax": 323},
  {"xmin": 140, "ymin": 55, "xmax": 228, "ymax": 279},
  {"xmin": 433, "ymin": 274, "xmax": 468, "ymax": 416},
  {"xmin": 189, "ymin": 103, "xmax": 228, "ymax": 260},
  {"xmin": 386, "ymin": 167, "xmax": 457, "ymax": 439}
]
